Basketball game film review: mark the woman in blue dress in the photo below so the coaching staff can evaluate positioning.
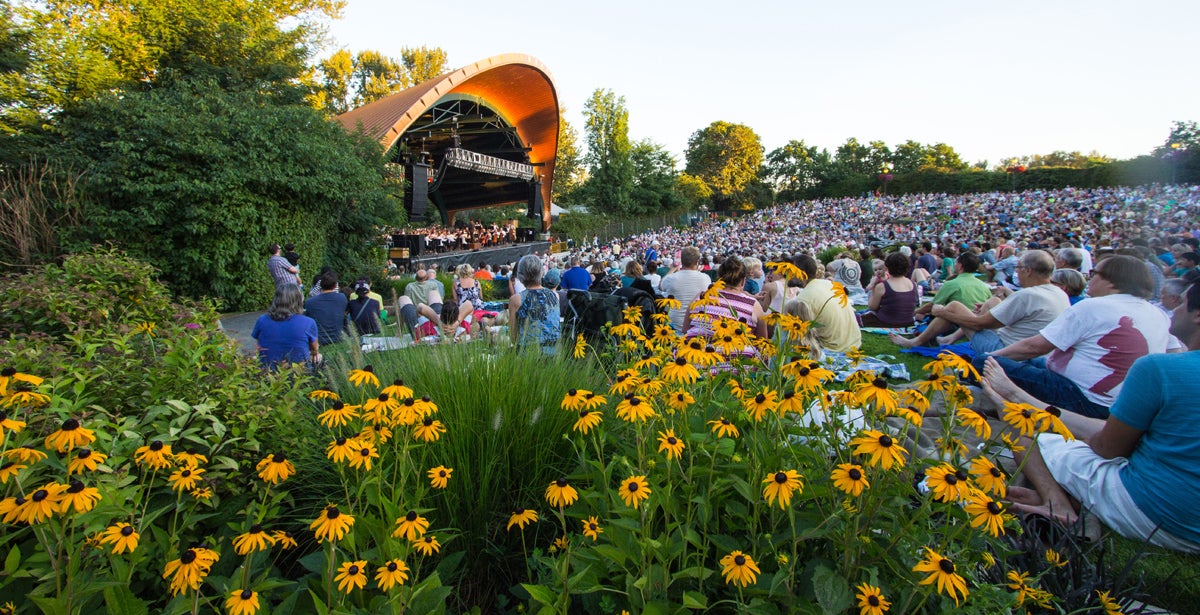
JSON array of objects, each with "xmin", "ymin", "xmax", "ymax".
[{"xmin": 508, "ymin": 254, "xmax": 560, "ymax": 353}]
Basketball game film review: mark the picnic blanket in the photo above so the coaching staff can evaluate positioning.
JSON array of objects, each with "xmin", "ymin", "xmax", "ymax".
[{"xmin": 899, "ymin": 342, "xmax": 975, "ymax": 360}]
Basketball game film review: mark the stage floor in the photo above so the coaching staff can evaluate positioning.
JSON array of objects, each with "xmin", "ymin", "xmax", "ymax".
[{"xmin": 392, "ymin": 241, "xmax": 551, "ymax": 272}]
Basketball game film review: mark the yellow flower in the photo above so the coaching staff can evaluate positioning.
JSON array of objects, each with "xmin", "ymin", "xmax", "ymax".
[
  {"xmin": 1006, "ymin": 570, "xmax": 1053, "ymax": 609},
  {"xmin": 777, "ymin": 389, "xmax": 805, "ymax": 416},
  {"xmin": 310, "ymin": 504, "xmax": 355, "ymax": 543},
  {"xmin": 348, "ymin": 442, "xmax": 380, "ymax": 471},
  {"xmin": 348, "ymin": 366, "xmax": 380, "ymax": 388},
  {"xmin": 1045, "ymin": 548, "xmax": 1068, "ymax": 568},
  {"xmin": 655, "ymin": 295, "xmax": 682, "ymax": 311},
  {"xmin": 1001, "ymin": 432, "xmax": 1026, "ymax": 453},
  {"xmin": 2, "ymin": 390, "xmax": 50, "ymax": 408},
  {"xmin": 573, "ymin": 409, "xmax": 603, "ymax": 434},
  {"xmin": 677, "ymin": 338, "xmax": 709, "ymax": 364},
  {"xmin": 897, "ymin": 388, "xmax": 930, "ymax": 413},
  {"xmin": 743, "ymin": 388, "xmax": 779, "ymax": 422},
  {"xmin": 573, "ymin": 334, "xmax": 588, "ymax": 358},
  {"xmin": 58, "ymin": 480, "xmax": 101, "ymax": 513},
  {"xmin": 326, "ymin": 437, "xmax": 358, "ymax": 464},
  {"xmin": 965, "ymin": 494, "xmax": 1007, "ymax": 537},
  {"xmin": 272, "ymin": 530, "xmax": 298, "ymax": 549},
  {"xmin": 914, "ymin": 372, "xmax": 955, "ymax": 396},
  {"xmin": 969, "ymin": 457, "xmax": 1007, "ymax": 497},
  {"xmin": 43, "ymin": 418, "xmax": 95, "ymax": 452},
  {"xmin": 762, "ymin": 470, "xmax": 803, "ymax": 509},
  {"xmin": 666, "ymin": 389, "xmax": 694, "ymax": 412},
  {"xmin": 956, "ymin": 408, "xmax": 992, "ymax": 439},
  {"xmin": 719, "ymin": 551, "xmax": 761, "ymax": 587},
  {"xmin": 581, "ymin": 516, "xmax": 603, "ymax": 541},
  {"xmin": 256, "ymin": 453, "xmax": 295, "ymax": 484},
  {"xmin": 0, "ymin": 496, "xmax": 27, "ymax": 524},
  {"xmin": 561, "ymin": 388, "xmax": 589, "ymax": 411},
  {"xmin": 381, "ymin": 379, "xmax": 412, "ymax": 400},
  {"xmin": 173, "ymin": 450, "xmax": 209, "ymax": 469},
  {"xmin": 134, "ymin": 321, "xmax": 156, "ymax": 336},
  {"xmin": 167, "ymin": 467, "xmax": 205, "ymax": 492},
  {"xmin": 855, "ymin": 582, "xmax": 891, "ymax": 615},
  {"xmin": 660, "ymin": 357, "xmax": 699, "ymax": 384},
  {"xmin": 98, "ymin": 522, "xmax": 140, "ymax": 554},
  {"xmin": 1096, "ymin": 590, "xmax": 1124, "ymax": 615},
  {"xmin": 393, "ymin": 511, "xmax": 430, "ymax": 540},
  {"xmin": 318, "ymin": 400, "xmax": 359, "ymax": 428},
  {"xmin": 831, "ymin": 464, "xmax": 870, "ymax": 497},
  {"xmin": 428, "ymin": 465, "xmax": 452, "ymax": 489},
  {"xmin": 849, "ymin": 430, "xmax": 908, "ymax": 470},
  {"xmin": 1002, "ymin": 402, "xmax": 1043, "ymax": 437},
  {"xmin": 830, "ymin": 281, "xmax": 849, "ymax": 307},
  {"xmin": 618, "ymin": 475, "xmax": 651, "ymax": 509},
  {"xmin": 582, "ymin": 391, "xmax": 607, "ymax": 410},
  {"xmin": 615, "ymin": 395, "xmax": 655, "ymax": 423},
  {"xmin": 854, "ymin": 377, "xmax": 899, "ymax": 414},
  {"xmin": 610, "ymin": 321, "xmax": 642, "ymax": 338},
  {"xmin": 766, "ymin": 261, "xmax": 807, "ymax": 281},
  {"xmin": 609, "ymin": 370, "xmax": 642, "ymax": 395},
  {"xmin": 636, "ymin": 377, "xmax": 665, "ymax": 396},
  {"xmin": 651, "ymin": 324, "xmax": 677, "ymax": 344},
  {"xmin": 225, "ymin": 589, "xmax": 260, "ymax": 615},
  {"xmin": 309, "ymin": 388, "xmax": 339, "ymax": 401},
  {"xmin": 844, "ymin": 369, "xmax": 877, "ymax": 387},
  {"xmin": 924, "ymin": 464, "xmax": 970, "ymax": 503},
  {"xmin": 0, "ymin": 462, "xmax": 23, "ymax": 484},
  {"xmin": 634, "ymin": 352, "xmax": 663, "ymax": 371},
  {"xmin": 413, "ymin": 418, "xmax": 446, "ymax": 443},
  {"xmin": 912, "ymin": 547, "xmax": 968, "ymax": 605},
  {"xmin": 545, "ymin": 478, "xmax": 579, "ymax": 508},
  {"xmin": 551, "ymin": 536, "xmax": 569, "ymax": 552},
  {"xmin": 656, "ymin": 429, "xmax": 685, "ymax": 460},
  {"xmin": 0, "ymin": 410, "xmax": 26, "ymax": 442},
  {"xmin": 3, "ymin": 446, "xmax": 45, "ymax": 464},
  {"xmin": 507, "ymin": 508, "xmax": 538, "ymax": 531},
  {"xmin": 133, "ymin": 440, "xmax": 174, "ymax": 470},
  {"xmin": 189, "ymin": 487, "xmax": 213, "ymax": 501},
  {"xmin": 0, "ymin": 368, "xmax": 42, "ymax": 397},
  {"xmin": 358, "ymin": 422, "xmax": 393, "ymax": 444},
  {"xmin": 708, "ymin": 417, "xmax": 739, "ymax": 439},
  {"xmin": 162, "ymin": 547, "xmax": 219, "ymax": 596},
  {"xmin": 361, "ymin": 395, "xmax": 394, "ymax": 423},
  {"xmin": 232, "ymin": 524, "xmax": 275, "ymax": 555},
  {"xmin": 1039, "ymin": 408, "xmax": 1075, "ymax": 441},
  {"xmin": 375, "ymin": 559, "xmax": 410, "ymax": 591},
  {"xmin": 412, "ymin": 534, "xmax": 441, "ymax": 556},
  {"xmin": 335, "ymin": 559, "xmax": 369, "ymax": 593},
  {"xmin": 783, "ymin": 359, "xmax": 832, "ymax": 391},
  {"xmin": 937, "ymin": 350, "xmax": 980, "ymax": 381}
]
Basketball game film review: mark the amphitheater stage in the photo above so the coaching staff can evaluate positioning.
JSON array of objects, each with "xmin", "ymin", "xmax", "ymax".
[{"xmin": 393, "ymin": 241, "xmax": 552, "ymax": 273}]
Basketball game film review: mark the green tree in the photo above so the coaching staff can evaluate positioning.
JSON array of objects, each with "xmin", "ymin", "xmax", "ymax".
[
  {"xmin": 834, "ymin": 137, "xmax": 873, "ymax": 176},
  {"xmin": 763, "ymin": 140, "xmax": 830, "ymax": 200},
  {"xmin": 630, "ymin": 139, "xmax": 683, "ymax": 214},
  {"xmin": 401, "ymin": 46, "xmax": 448, "ymax": 85},
  {"xmin": 552, "ymin": 108, "xmax": 585, "ymax": 205},
  {"xmin": 49, "ymin": 79, "xmax": 396, "ymax": 311},
  {"xmin": 675, "ymin": 173, "xmax": 713, "ymax": 211},
  {"xmin": 581, "ymin": 88, "xmax": 633, "ymax": 214},
  {"xmin": 892, "ymin": 140, "xmax": 926, "ymax": 174},
  {"xmin": 684, "ymin": 121, "xmax": 763, "ymax": 209},
  {"xmin": 315, "ymin": 49, "xmax": 355, "ymax": 114},
  {"xmin": 921, "ymin": 142, "xmax": 968, "ymax": 171}
]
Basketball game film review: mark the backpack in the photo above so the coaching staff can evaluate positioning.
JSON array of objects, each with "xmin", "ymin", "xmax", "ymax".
[{"xmin": 567, "ymin": 291, "xmax": 628, "ymax": 340}]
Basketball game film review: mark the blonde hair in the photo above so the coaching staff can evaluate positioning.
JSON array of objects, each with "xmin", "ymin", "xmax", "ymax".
[
  {"xmin": 782, "ymin": 298, "xmax": 824, "ymax": 361},
  {"xmin": 455, "ymin": 263, "xmax": 474, "ymax": 278}
]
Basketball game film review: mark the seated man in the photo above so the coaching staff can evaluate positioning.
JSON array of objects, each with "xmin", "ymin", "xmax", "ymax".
[
  {"xmin": 793, "ymin": 253, "xmax": 862, "ymax": 352},
  {"xmin": 977, "ymin": 255, "xmax": 1180, "ymax": 419},
  {"xmin": 979, "ymin": 281, "xmax": 1200, "ymax": 554},
  {"xmin": 398, "ymin": 269, "xmax": 443, "ymax": 338},
  {"xmin": 892, "ymin": 250, "xmax": 1067, "ymax": 351},
  {"xmin": 890, "ymin": 251, "xmax": 992, "ymax": 347},
  {"xmin": 303, "ymin": 270, "xmax": 348, "ymax": 346},
  {"xmin": 560, "ymin": 255, "xmax": 593, "ymax": 292},
  {"xmin": 987, "ymin": 246, "xmax": 1019, "ymax": 286}
]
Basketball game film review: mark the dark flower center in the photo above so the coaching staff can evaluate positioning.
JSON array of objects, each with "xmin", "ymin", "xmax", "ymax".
[
  {"xmin": 627, "ymin": 481, "xmax": 639, "ymax": 492},
  {"xmin": 67, "ymin": 480, "xmax": 84, "ymax": 493},
  {"xmin": 938, "ymin": 558, "xmax": 955, "ymax": 574},
  {"xmin": 0, "ymin": 367, "xmax": 14, "ymax": 377},
  {"xmin": 387, "ymin": 562, "xmax": 398, "ymax": 571},
  {"xmin": 878, "ymin": 435, "xmax": 893, "ymax": 447},
  {"xmin": 423, "ymin": 536, "xmax": 433, "ymax": 543},
  {"xmin": 617, "ymin": 375, "xmax": 628, "ymax": 382},
  {"xmin": 944, "ymin": 474, "xmax": 958, "ymax": 485},
  {"xmin": 848, "ymin": 469, "xmax": 862, "ymax": 481},
  {"xmin": 955, "ymin": 469, "xmax": 969, "ymax": 481},
  {"xmin": 149, "ymin": 441, "xmax": 164, "ymax": 451},
  {"xmin": 377, "ymin": 394, "xmax": 389, "ymax": 402},
  {"xmin": 675, "ymin": 357, "xmax": 687, "ymax": 366},
  {"xmin": 359, "ymin": 448, "xmax": 370, "ymax": 456},
  {"xmin": 181, "ymin": 470, "xmax": 191, "ymax": 478},
  {"xmin": 623, "ymin": 392, "xmax": 634, "ymax": 400},
  {"xmin": 332, "ymin": 401, "xmax": 345, "ymax": 410},
  {"xmin": 989, "ymin": 467, "xmax": 1002, "ymax": 478},
  {"xmin": 578, "ymin": 409, "xmax": 590, "ymax": 418},
  {"xmin": 120, "ymin": 525, "xmax": 134, "ymax": 536},
  {"xmin": 755, "ymin": 393, "xmax": 766, "ymax": 403},
  {"xmin": 556, "ymin": 478, "xmax": 568, "ymax": 487},
  {"xmin": 774, "ymin": 472, "xmax": 789, "ymax": 484},
  {"xmin": 567, "ymin": 388, "xmax": 577, "ymax": 396},
  {"xmin": 677, "ymin": 394, "xmax": 686, "ymax": 401},
  {"xmin": 326, "ymin": 506, "xmax": 340, "ymax": 519},
  {"xmin": 722, "ymin": 335, "xmax": 733, "ymax": 343},
  {"xmin": 667, "ymin": 437, "xmax": 677, "ymax": 445},
  {"xmin": 986, "ymin": 502, "xmax": 1001, "ymax": 515},
  {"xmin": 62, "ymin": 418, "xmax": 80, "ymax": 431},
  {"xmin": 721, "ymin": 419, "xmax": 731, "ymax": 425},
  {"xmin": 250, "ymin": 524, "xmax": 262, "ymax": 533},
  {"xmin": 403, "ymin": 398, "xmax": 415, "ymax": 406},
  {"xmin": 798, "ymin": 367, "xmax": 810, "ymax": 376},
  {"xmin": 31, "ymin": 489, "xmax": 48, "ymax": 501},
  {"xmin": 438, "ymin": 470, "xmax": 446, "ymax": 477},
  {"xmin": 180, "ymin": 549, "xmax": 197, "ymax": 564},
  {"xmin": 926, "ymin": 373, "xmax": 940, "ymax": 381},
  {"xmin": 336, "ymin": 438, "xmax": 347, "ymax": 446},
  {"xmin": 422, "ymin": 418, "xmax": 434, "ymax": 426},
  {"xmin": 272, "ymin": 453, "xmax": 286, "ymax": 463},
  {"xmin": 589, "ymin": 523, "xmax": 597, "ymax": 530},
  {"xmin": 0, "ymin": 462, "xmax": 11, "ymax": 470},
  {"xmin": 783, "ymin": 391, "xmax": 795, "ymax": 399},
  {"xmin": 705, "ymin": 345, "xmax": 716, "ymax": 353},
  {"xmin": 240, "ymin": 590, "xmax": 253, "ymax": 600},
  {"xmin": 393, "ymin": 379, "xmax": 404, "ymax": 386},
  {"xmin": 406, "ymin": 510, "xmax": 418, "ymax": 522},
  {"xmin": 348, "ymin": 565, "xmax": 359, "ymax": 575},
  {"xmin": 421, "ymin": 396, "xmax": 431, "ymax": 403},
  {"xmin": 629, "ymin": 398, "xmax": 641, "ymax": 406},
  {"xmin": 0, "ymin": 412, "xmax": 6, "ymax": 421},
  {"xmin": 734, "ymin": 555, "xmax": 746, "ymax": 566},
  {"xmin": 873, "ymin": 378, "xmax": 888, "ymax": 389}
]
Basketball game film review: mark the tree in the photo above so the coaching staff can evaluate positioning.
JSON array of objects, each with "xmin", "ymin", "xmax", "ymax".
[
  {"xmin": 630, "ymin": 139, "xmax": 683, "ymax": 214},
  {"xmin": 763, "ymin": 140, "xmax": 830, "ymax": 200},
  {"xmin": 892, "ymin": 140, "xmax": 926, "ymax": 174},
  {"xmin": 833, "ymin": 137, "xmax": 873, "ymax": 176},
  {"xmin": 49, "ymin": 79, "xmax": 396, "ymax": 311},
  {"xmin": 351, "ymin": 50, "xmax": 406, "ymax": 106},
  {"xmin": 316, "ymin": 49, "xmax": 354, "ymax": 114},
  {"xmin": 921, "ymin": 143, "xmax": 968, "ymax": 171},
  {"xmin": 551, "ymin": 108, "xmax": 585, "ymax": 205},
  {"xmin": 684, "ymin": 121, "xmax": 763, "ymax": 209},
  {"xmin": 401, "ymin": 46, "xmax": 448, "ymax": 85},
  {"xmin": 581, "ymin": 89, "xmax": 633, "ymax": 215},
  {"xmin": 314, "ymin": 47, "xmax": 449, "ymax": 115}
]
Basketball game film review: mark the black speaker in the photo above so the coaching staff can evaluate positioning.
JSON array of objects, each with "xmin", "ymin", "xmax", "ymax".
[
  {"xmin": 406, "ymin": 234, "xmax": 424, "ymax": 256},
  {"xmin": 410, "ymin": 162, "xmax": 430, "ymax": 219}
]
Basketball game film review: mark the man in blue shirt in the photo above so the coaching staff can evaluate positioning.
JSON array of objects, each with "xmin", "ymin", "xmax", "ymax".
[
  {"xmin": 304, "ymin": 271, "xmax": 348, "ymax": 346},
  {"xmin": 981, "ymin": 282, "xmax": 1200, "ymax": 553},
  {"xmin": 560, "ymin": 255, "xmax": 592, "ymax": 291}
]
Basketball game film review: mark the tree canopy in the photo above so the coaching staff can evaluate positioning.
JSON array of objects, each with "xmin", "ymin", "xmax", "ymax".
[
  {"xmin": 684, "ymin": 121, "xmax": 763, "ymax": 209},
  {"xmin": 581, "ymin": 88, "xmax": 634, "ymax": 215},
  {"xmin": 313, "ymin": 46, "xmax": 449, "ymax": 116}
]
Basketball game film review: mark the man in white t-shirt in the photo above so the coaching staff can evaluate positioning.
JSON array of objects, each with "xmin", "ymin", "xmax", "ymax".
[
  {"xmin": 659, "ymin": 246, "xmax": 712, "ymax": 333},
  {"xmin": 983, "ymin": 255, "xmax": 1181, "ymax": 418}
]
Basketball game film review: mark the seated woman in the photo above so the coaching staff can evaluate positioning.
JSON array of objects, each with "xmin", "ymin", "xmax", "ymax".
[
  {"xmin": 859, "ymin": 252, "xmax": 920, "ymax": 327},
  {"xmin": 509, "ymin": 254, "xmax": 561, "ymax": 353},
  {"xmin": 1050, "ymin": 268, "xmax": 1087, "ymax": 305},
  {"xmin": 683, "ymin": 256, "xmax": 768, "ymax": 341},
  {"xmin": 781, "ymin": 297, "xmax": 824, "ymax": 361},
  {"xmin": 251, "ymin": 283, "xmax": 319, "ymax": 369},
  {"xmin": 453, "ymin": 264, "xmax": 485, "ymax": 312},
  {"xmin": 620, "ymin": 261, "xmax": 643, "ymax": 288},
  {"xmin": 347, "ymin": 283, "xmax": 382, "ymax": 336}
]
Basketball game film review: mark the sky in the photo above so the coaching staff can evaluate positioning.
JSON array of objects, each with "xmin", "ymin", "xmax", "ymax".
[{"xmin": 325, "ymin": 0, "xmax": 1199, "ymax": 169}]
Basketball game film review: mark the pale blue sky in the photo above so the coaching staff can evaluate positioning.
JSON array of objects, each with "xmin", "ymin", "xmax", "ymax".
[{"xmin": 326, "ymin": 0, "xmax": 1198, "ymax": 168}]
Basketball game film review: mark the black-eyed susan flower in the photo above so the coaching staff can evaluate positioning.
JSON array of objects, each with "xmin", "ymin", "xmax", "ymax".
[
  {"xmin": 394, "ymin": 397, "xmax": 420, "ymax": 425},
  {"xmin": 3, "ymin": 389, "xmax": 49, "ymax": 407},
  {"xmin": 924, "ymin": 464, "xmax": 970, "ymax": 503},
  {"xmin": 955, "ymin": 408, "xmax": 992, "ymax": 439},
  {"xmin": 225, "ymin": 589, "xmax": 260, "ymax": 615},
  {"xmin": 318, "ymin": 400, "xmax": 359, "ymax": 428},
  {"xmin": 567, "ymin": 409, "xmax": 601, "ymax": 435},
  {"xmin": 708, "ymin": 417, "xmax": 739, "ymax": 439},
  {"xmin": 0, "ymin": 411, "xmax": 26, "ymax": 442},
  {"xmin": 915, "ymin": 372, "xmax": 956, "ymax": 396},
  {"xmin": 936, "ymin": 350, "xmax": 980, "ymax": 381},
  {"xmin": 831, "ymin": 464, "xmax": 870, "ymax": 497},
  {"xmin": 1005, "ymin": 570, "xmax": 1052, "ymax": 610},
  {"xmin": 348, "ymin": 366, "xmax": 380, "ymax": 388},
  {"xmin": 414, "ymin": 395, "xmax": 438, "ymax": 417},
  {"xmin": 98, "ymin": 522, "xmax": 140, "ymax": 554},
  {"xmin": 1045, "ymin": 548, "xmax": 1068, "ymax": 568},
  {"xmin": 172, "ymin": 449, "xmax": 208, "ymax": 469},
  {"xmin": 335, "ymin": 559, "xmax": 369, "ymax": 593},
  {"xmin": 636, "ymin": 378, "xmax": 665, "ymax": 396},
  {"xmin": 412, "ymin": 534, "xmax": 441, "ymax": 556},
  {"xmin": 1000, "ymin": 432, "xmax": 1026, "ymax": 454},
  {"xmin": 854, "ymin": 378, "xmax": 899, "ymax": 414},
  {"xmin": 615, "ymin": 395, "xmax": 655, "ymax": 423},
  {"xmin": 561, "ymin": 388, "xmax": 588, "ymax": 411},
  {"xmin": 413, "ymin": 418, "xmax": 446, "ymax": 443},
  {"xmin": 856, "ymin": 582, "xmax": 890, "ymax": 615},
  {"xmin": 573, "ymin": 334, "xmax": 588, "ymax": 359},
  {"xmin": 891, "ymin": 405, "xmax": 925, "ymax": 427},
  {"xmin": 545, "ymin": 478, "xmax": 579, "ymax": 508},
  {"xmin": 21, "ymin": 483, "xmax": 64, "ymax": 523},
  {"xmin": 256, "ymin": 453, "xmax": 295, "ymax": 484},
  {"xmin": 1002, "ymin": 402, "xmax": 1042, "ymax": 437},
  {"xmin": 361, "ymin": 395, "xmax": 393, "ymax": 424},
  {"xmin": 844, "ymin": 369, "xmax": 877, "ymax": 388},
  {"xmin": 655, "ymin": 295, "xmax": 682, "ymax": 311},
  {"xmin": 761, "ymin": 470, "xmax": 803, "ymax": 509},
  {"xmin": 777, "ymin": 389, "xmax": 805, "ymax": 416},
  {"xmin": 507, "ymin": 508, "xmax": 538, "ymax": 531},
  {"xmin": 581, "ymin": 516, "xmax": 603, "ymax": 541},
  {"xmin": 167, "ymin": 467, "xmax": 205, "ymax": 492},
  {"xmin": 42, "ymin": 418, "xmax": 93, "ymax": 451},
  {"xmin": 392, "ymin": 511, "xmax": 430, "ymax": 540},
  {"xmin": 382, "ymin": 379, "xmax": 413, "ymax": 400},
  {"xmin": 189, "ymin": 487, "xmax": 213, "ymax": 501},
  {"xmin": 163, "ymin": 547, "xmax": 219, "ymax": 596},
  {"xmin": 309, "ymin": 388, "xmax": 339, "ymax": 401},
  {"xmin": 0, "ymin": 368, "xmax": 41, "ymax": 397},
  {"xmin": 347, "ymin": 443, "xmax": 380, "ymax": 471},
  {"xmin": 618, "ymin": 337, "xmax": 642, "ymax": 354},
  {"xmin": 134, "ymin": 440, "xmax": 173, "ymax": 470},
  {"xmin": 58, "ymin": 480, "xmax": 100, "ymax": 513},
  {"xmin": 850, "ymin": 430, "xmax": 908, "ymax": 470},
  {"xmin": 650, "ymin": 324, "xmax": 677, "ymax": 344},
  {"xmin": 969, "ymin": 457, "xmax": 1007, "ymax": 497},
  {"xmin": 719, "ymin": 551, "xmax": 760, "ymax": 587},
  {"xmin": 428, "ymin": 465, "xmax": 452, "ymax": 489},
  {"xmin": 965, "ymin": 494, "xmax": 1007, "ymax": 537},
  {"xmin": 677, "ymin": 338, "xmax": 708, "ymax": 364},
  {"xmin": 609, "ymin": 370, "xmax": 641, "ymax": 395},
  {"xmin": 744, "ymin": 389, "xmax": 779, "ymax": 422},
  {"xmin": 618, "ymin": 475, "xmax": 651, "ymax": 509},
  {"xmin": 1039, "ymin": 409, "xmax": 1075, "ymax": 441},
  {"xmin": 232, "ymin": 524, "xmax": 275, "ymax": 555},
  {"xmin": 551, "ymin": 536, "xmax": 569, "ymax": 552},
  {"xmin": 326, "ymin": 437, "xmax": 358, "ymax": 464},
  {"xmin": 0, "ymin": 496, "xmax": 26, "ymax": 524},
  {"xmin": 656, "ymin": 430, "xmax": 686, "ymax": 460},
  {"xmin": 310, "ymin": 504, "xmax": 355, "ymax": 543},
  {"xmin": 3, "ymin": 446, "xmax": 46, "ymax": 464},
  {"xmin": 582, "ymin": 392, "xmax": 607, "ymax": 410},
  {"xmin": 661, "ymin": 357, "xmax": 699, "ymax": 384},
  {"xmin": 1096, "ymin": 590, "xmax": 1124, "ymax": 615},
  {"xmin": 912, "ymin": 548, "xmax": 968, "ymax": 605},
  {"xmin": 272, "ymin": 530, "xmax": 297, "ymax": 549},
  {"xmin": 609, "ymin": 321, "xmax": 642, "ymax": 338},
  {"xmin": 767, "ymin": 261, "xmax": 807, "ymax": 281},
  {"xmin": 634, "ymin": 353, "xmax": 662, "ymax": 371},
  {"xmin": 134, "ymin": 321, "xmax": 156, "ymax": 336},
  {"xmin": 897, "ymin": 388, "xmax": 929, "ymax": 413},
  {"xmin": 376, "ymin": 559, "xmax": 410, "ymax": 591},
  {"xmin": 0, "ymin": 462, "xmax": 24, "ymax": 484},
  {"xmin": 358, "ymin": 422, "xmax": 393, "ymax": 444},
  {"xmin": 782, "ymin": 360, "xmax": 829, "ymax": 391}
]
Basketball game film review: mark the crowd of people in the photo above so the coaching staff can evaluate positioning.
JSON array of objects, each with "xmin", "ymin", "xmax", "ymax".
[{"xmin": 257, "ymin": 182, "xmax": 1200, "ymax": 553}]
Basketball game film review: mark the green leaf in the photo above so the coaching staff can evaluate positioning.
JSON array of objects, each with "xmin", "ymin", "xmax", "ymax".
[
  {"xmin": 812, "ymin": 565, "xmax": 852, "ymax": 615},
  {"xmin": 520, "ymin": 583, "xmax": 559, "ymax": 607},
  {"xmin": 590, "ymin": 544, "xmax": 627, "ymax": 567},
  {"xmin": 30, "ymin": 596, "xmax": 69, "ymax": 615},
  {"xmin": 682, "ymin": 591, "xmax": 708, "ymax": 609},
  {"xmin": 3, "ymin": 546, "xmax": 18, "ymax": 575},
  {"xmin": 104, "ymin": 585, "xmax": 149, "ymax": 615}
]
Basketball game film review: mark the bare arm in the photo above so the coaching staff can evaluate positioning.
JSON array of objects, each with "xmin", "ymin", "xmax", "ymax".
[
  {"xmin": 991, "ymin": 333, "xmax": 1056, "ymax": 361},
  {"xmin": 1087, "ymin": 416, "xmax": 1144, "ymax": 460},
  {"xmin": 867, "ymin": 280, "xmax": 886, "ymax": 311},
  {"xmin": 508, "ymin": 293, "xmax": 521, "ymax": 344},
  {"xmin": 933, "ymin": 301, "xmax": 1002, "ymax": 330}
]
